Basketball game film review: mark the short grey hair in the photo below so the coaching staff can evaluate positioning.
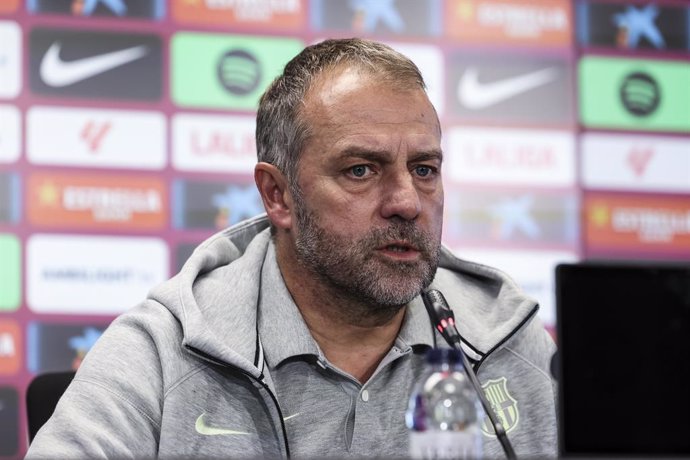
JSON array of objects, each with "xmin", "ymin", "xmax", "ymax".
[{"xmin": 255, "ymin": 38, "xmax": 428, "ymax": 187}]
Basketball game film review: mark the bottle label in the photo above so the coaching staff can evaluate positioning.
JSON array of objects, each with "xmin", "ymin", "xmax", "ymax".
[{"xmin": 409, "ymin": 430, "xmax": 482, "ymax": 459}]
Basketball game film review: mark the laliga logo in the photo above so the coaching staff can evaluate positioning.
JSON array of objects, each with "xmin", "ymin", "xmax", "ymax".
[{"xmin": 81, "ymin": 121, "xmax": 111, "ymax": 153}]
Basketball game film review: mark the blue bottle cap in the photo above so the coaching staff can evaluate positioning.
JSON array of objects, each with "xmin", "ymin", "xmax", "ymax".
[{"xmin": 425, "ymin": 348, "xmax": 463, "ymax": 365}]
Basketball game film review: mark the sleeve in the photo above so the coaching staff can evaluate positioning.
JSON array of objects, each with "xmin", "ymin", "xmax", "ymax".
[
  {"xmin": 25, "ymin": 378, "xmax": 160, "ymax": 458},
  {"xmin": 25, "ymin": 305, "xmax": 167, "ymax": 459}
]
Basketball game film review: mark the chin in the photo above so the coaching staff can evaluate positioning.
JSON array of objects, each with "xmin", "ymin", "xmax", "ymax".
[{"xmin": 365, "ymin": 279, "xmax": 427, "ymax": 307}]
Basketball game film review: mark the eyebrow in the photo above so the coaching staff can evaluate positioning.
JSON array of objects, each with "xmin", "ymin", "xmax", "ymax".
[
  {"xmin": 336, "ymin": 147, "xmax": 443, "ymax": 164},
  {"xmin": 411, "ymin": 150, "xmax": 444, "ymax": 163}
]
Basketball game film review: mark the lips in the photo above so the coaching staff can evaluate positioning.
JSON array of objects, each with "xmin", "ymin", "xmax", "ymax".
[
  {"xmin": 376, "ymin": 241, "xmax": 423, "ymax": 261},
  {"xmin": 386, "ymin": 245, "xmax": 412, "ymax": 252},
  {"xmin": 378, "ymin": 240, "xmax": 418, "ymax": 251},
  {"xmin": 369, "ymin": 224, "xmax": 432, "ymax": 260}
]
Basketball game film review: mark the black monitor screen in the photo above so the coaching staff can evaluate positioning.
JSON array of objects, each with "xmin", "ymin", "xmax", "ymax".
[{"xmin": 556, "ymin": 262, "xmax": 690, "ymax": 457}]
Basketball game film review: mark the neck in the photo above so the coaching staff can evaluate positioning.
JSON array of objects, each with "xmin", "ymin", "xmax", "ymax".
[
  {"xmin": 275, "ymin": 236, "xmax": 406, "ymax": 383},
  {"xmin": 300, "ymin": 301, "xmax": 405, "ymax": 383}
]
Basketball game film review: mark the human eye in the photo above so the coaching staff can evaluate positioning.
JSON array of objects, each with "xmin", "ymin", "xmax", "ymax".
[
  {"xmin": 413, "ymin": 164, "xmax": 438, "ymax": 179},
  {"xmin": 347, "ymin": 164, "xmax": 374, "ymax": 179}
]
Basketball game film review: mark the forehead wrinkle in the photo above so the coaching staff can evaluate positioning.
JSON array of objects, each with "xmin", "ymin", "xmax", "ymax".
[
  {"xmin": 333, "ymin": 128, "xmax": 437, "ymax": 151},
  {"xmin": 300, "ymin": 69, "xmax": 442, "ymax": 164},
  {"xmin": 305, "ymin": 68, "xmax": 435, "ymax": 127}
]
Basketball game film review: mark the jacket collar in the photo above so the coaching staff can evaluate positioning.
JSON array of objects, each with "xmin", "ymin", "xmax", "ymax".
[
  {"xmin": 258, "ymin": 238, "xmax": 436, "ymax": 370},
  {"xmin": 150, "ymin": 215, "xmax": 538, "ymax": 377}
]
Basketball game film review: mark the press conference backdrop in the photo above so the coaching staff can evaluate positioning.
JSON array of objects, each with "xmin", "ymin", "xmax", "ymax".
[{"xmin": 0, "ymin": 0, "xmax": 689, "ymax": 456}]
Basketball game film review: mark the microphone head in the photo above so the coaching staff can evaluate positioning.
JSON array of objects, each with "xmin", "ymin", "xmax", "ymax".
[
  {"xmin": 422, "ymin": 289, "xmax": 455, "ymax": 321},
  {"xmin": 422, "ymin": 289, "xmax": 461, "ymax": 345},
  {"xmin": 424, "ymin": 289, "xmax": 444, "ymax": 307}
]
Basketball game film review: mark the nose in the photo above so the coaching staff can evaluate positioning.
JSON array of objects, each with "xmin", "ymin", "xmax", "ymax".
[{"xmin": 380, "ymin": 172, "xmax": 422, "ymax": 221}]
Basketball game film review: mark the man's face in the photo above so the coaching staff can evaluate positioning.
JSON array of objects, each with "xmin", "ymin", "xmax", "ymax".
[{"xmin": 289, "ymin": 66, "xmax": 444, "ymax": 309}]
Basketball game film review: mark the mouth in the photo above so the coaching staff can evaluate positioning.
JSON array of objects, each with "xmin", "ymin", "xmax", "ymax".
[
  {"xmin": 385, "ymin": 244, "xmax": 413, "ymax": 252},
  {"xmin": 377, "ymin": 241, "xmax": 421, "ymax": 260}
]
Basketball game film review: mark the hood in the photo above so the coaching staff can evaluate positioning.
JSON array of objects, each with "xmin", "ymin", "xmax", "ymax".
[
  {"xmin": 148, "ymin": 214, "xmax": 538, "ymax": 376},
  {"xmin": 432, "ymin": 247, "xmax": 539, "ymax": 358},
  {"xmin": 148, "ymin": 215, "xmax": 272, "ymax": 379}
]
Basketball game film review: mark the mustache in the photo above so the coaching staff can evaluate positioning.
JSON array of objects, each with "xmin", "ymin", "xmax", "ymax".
[{"xmin": 364, "ymin": 221, "xmax": 436, "ymax": 253}]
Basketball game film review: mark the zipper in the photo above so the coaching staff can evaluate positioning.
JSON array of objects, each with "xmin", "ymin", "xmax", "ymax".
[
  {"xmin": 433, "ymin": 303, "xmax": 540, "ymax": 373},
  {"xmin": 474, "ymin": 303, "xmax": 540, "ymax": 372},
  {"xmin": 185, "ymin": 345, "xmax": 291, "ymax": 458}
]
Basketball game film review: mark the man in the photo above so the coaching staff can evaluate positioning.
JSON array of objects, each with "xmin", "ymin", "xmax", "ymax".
[{"xmin": 27, "ymin": 38, "xmax": 557, "ymax": 458}]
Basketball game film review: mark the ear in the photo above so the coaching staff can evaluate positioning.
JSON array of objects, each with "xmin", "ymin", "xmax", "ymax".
[{"xmin": 254, "ymin": 162, "xmax": 294, "ymax": 231}]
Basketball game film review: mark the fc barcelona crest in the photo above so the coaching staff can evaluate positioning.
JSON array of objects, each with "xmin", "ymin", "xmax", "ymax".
[{"xmin": 480, "ymin": 377, "xmax": 519, "ymax": 436}]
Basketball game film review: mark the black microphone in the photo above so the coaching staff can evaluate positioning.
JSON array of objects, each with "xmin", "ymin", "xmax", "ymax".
[{"xmin": 422, "ymin": 289, "xmax": 517, "ymax": 460}]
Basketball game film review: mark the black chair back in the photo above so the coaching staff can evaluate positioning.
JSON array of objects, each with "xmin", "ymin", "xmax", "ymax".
[{"xmin": 26, "ymin": 371, "xmax": 76, "ymax": 443}]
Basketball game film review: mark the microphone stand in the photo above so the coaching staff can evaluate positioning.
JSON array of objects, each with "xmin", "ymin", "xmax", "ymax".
[{"xmin": 422, "ymin": 289, "xmax": 517, "ymax": 460}]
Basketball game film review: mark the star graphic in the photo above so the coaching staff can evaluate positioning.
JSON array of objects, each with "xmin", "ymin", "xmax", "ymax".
[
  {"xmin": 457, "ymin": 1, "xmax": 474, "ymax": 22},
  {"xmin": 79, "ymin": 0, "xmax": 127, "ymax": 16},
  {"xmin": 613, "ymin": 5, "xmax": 665, "ymax": 49},
  {"xmin": 38, "ymin": 181, "xmax": 60, "ymax": 207},
  {"xmin": 488, "ymin": 195, "xmax": 541, "ymax": 240},
  {"xmin": 349, "ymin": 0, "xmax": 405, "ymax": 33},
  {"xmin": 68, "ymin": 327, "xmax": 103, "ymax": 353},
  {"xmin": 589, "ymin": 204, "xmax": 610, "ymax": 228},
  {"xmin": 212, "ymin": 186, "xmax": 263, "ymax": 227}
]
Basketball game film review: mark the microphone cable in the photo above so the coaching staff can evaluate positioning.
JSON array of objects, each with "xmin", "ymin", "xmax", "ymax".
[{"xmin": 422, "ymin": 289, "xmax": 517, "ymax": 460}]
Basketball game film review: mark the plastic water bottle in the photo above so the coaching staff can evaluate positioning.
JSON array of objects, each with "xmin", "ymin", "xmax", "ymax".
[{"xmin": 407, "ymin": 348, "xmax": 485, "ymax": 459}]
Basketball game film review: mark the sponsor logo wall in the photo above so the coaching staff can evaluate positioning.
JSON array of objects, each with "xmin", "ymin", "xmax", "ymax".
[
  {"xmin": 575, "ymin": 0, "xmax": 690, "ymax": 266},
  {"xmin": 0, "ymin": 0, "xmax": 688, "ymax": 457}
]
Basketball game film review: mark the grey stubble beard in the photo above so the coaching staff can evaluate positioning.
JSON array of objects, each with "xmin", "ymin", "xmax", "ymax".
[{"xmin": 291, "ymin": 188, "xmax": 441, "ymax": 325}]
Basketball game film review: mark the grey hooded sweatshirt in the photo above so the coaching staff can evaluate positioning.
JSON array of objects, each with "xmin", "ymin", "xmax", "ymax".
[{"xmin": 26, "ymin": 215, "xmax": 557, "ymax": 459}]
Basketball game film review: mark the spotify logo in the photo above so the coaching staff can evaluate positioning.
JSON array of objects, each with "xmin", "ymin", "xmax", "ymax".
[
  {"xmin": 579, "ymin": 56, "xmax": 689, "ymax": 132},
  {"xmin": 171, "ymin": 33, "xmax": 302, "ymax": 110},
  {"xmin": 216, "ymin": 49, "xmax": 261, "ymax": 96},
  {"xmin": 619, "ymin": 72, "xmax": 660, "ymax": 117}
]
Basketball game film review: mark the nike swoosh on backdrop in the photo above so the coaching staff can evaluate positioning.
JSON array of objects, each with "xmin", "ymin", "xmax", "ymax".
[
  {"xmin": 40, "ymin": 42, "xmax": 149, "ymax": 88},
  {"xmin": 458, "ymin": 66, "xmax": 559, "ymax": 110},
  {"xmin": 195, "ymin": 413, "xmax": 250, "ymax": 436}
]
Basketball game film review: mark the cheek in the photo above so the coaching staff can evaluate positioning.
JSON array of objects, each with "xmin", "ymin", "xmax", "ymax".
[
  {"xmin": 325, "ymin": 210, "xmax": 373, "ymax": 237},
  {"xmin": 425, "ymin": 192, "xmax": 445, "ymax": 235},
  {"xmin": 424, "ymin": 186, "xmax": 444, "ymax": 212},
  {"xmin": 310, "ymin": 186, "xmax": 378, "ymax": 222}
]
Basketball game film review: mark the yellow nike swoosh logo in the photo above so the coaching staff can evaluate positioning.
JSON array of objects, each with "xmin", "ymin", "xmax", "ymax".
[{"xmin": 195, "ymin": 413, "xmax": 249, "ymax": 436}]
